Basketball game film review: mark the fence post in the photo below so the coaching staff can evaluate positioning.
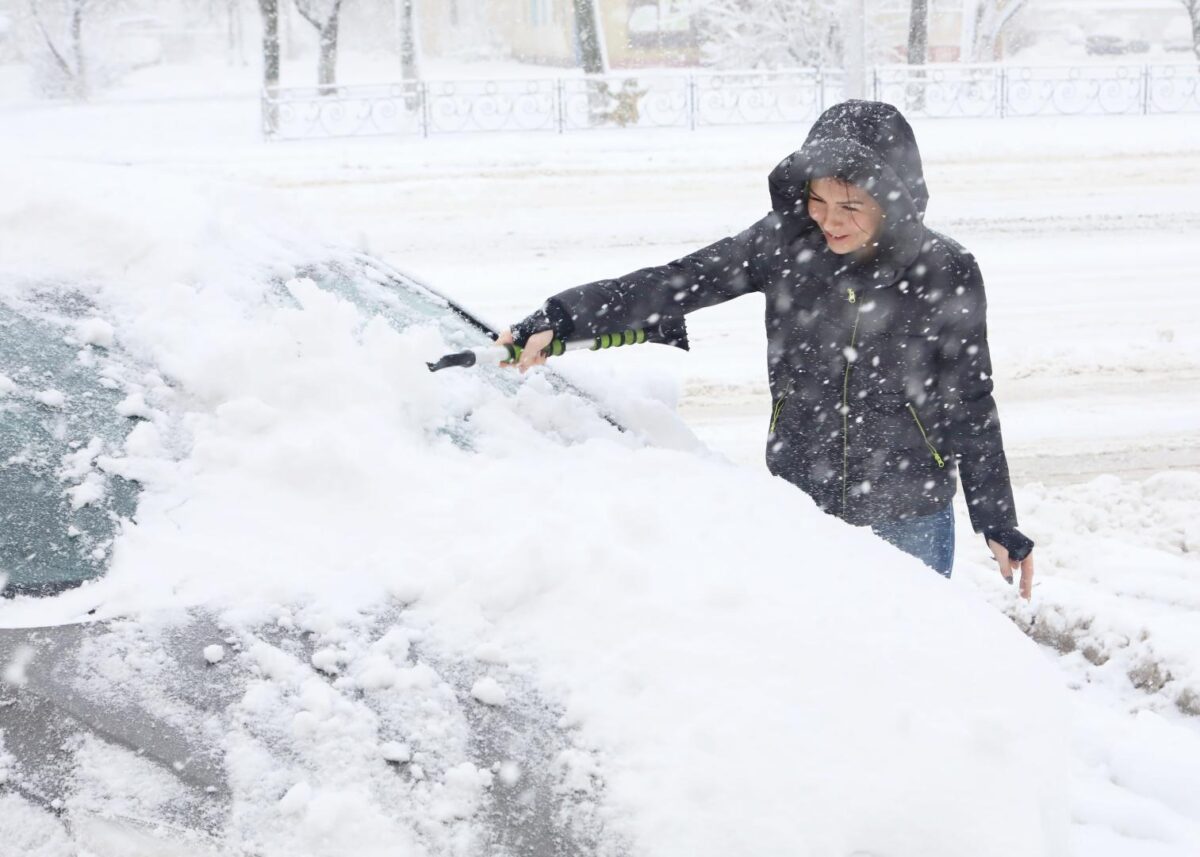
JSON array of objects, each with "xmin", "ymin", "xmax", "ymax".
[
  {"xmin": 688, "ymin": 74, "xmax": 697, "ymax": 131},
  {"xmin": 556, "ymin": 78, "xmax": 565, "ymax": 133},
  {"xmin": 261, "ymin": 88, "xmax": 275, "ymax": 140},
  {"xmin": 871, "ymin": 67, "xmax": 880, "ymax": 102},
  {"xmin": 817, "ymin": 67, "xmax": 825, "ymax": 113},
  {"xmin": 420, "ymin": 81, "xmax": 430, "ymax": 138},
  {"xmin": 998, "ymin": 66, "xmax": 1007, "ymax": 119},
  {"xmin": 1142, "ymin": 64, "xmax": 1152, "ymax": 115}
]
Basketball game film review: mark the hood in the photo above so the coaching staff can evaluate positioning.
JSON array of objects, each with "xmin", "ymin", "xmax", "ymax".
[{"xmin": 768, "ymin": 101, "xmax": 929, "ymax": 282}]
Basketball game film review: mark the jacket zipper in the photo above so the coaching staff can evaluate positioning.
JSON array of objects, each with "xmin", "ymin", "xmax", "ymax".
[
  {"xmin": 906, "ymin": 403, "xmax": 946, "ymax": 469},
  {"xmin": 841, "ymin": 288, "xmax": 862, "ymax": 516},
  {"xmin": 769, "ymin": 378, "xmax": 793, "ymax": 434},
  {"xmin": 769, "ymin": 395, "xmax": 786, "ymax": 434}
]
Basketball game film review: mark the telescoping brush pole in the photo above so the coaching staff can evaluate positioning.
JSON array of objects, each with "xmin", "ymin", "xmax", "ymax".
[{"xmin": 426, "ymin": 317, "xmax": 688, "ymax": 372}]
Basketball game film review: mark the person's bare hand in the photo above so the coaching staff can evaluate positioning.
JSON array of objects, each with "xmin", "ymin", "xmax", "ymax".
[
  {"xmin": 988, "ymin": 539, "xmax": 1035, "ymax": 600},
  {"xmin": 496, "ymin": 329, "xmax": 554, "ymax": 373}
]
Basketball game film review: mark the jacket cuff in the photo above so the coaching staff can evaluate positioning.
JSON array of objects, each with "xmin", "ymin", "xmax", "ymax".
[
  {"xmin": 510, "ymin": 298, "xmax": 575, "ymax": 346},
  {"xmin": 983, "ymin": 527, "xmax": 1034, "ymax": 561}
]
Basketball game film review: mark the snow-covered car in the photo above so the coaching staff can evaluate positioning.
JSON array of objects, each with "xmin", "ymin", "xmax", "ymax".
[{"xmin": 2, "ymin": 254, "xmax": 1070, "ymax": 857}]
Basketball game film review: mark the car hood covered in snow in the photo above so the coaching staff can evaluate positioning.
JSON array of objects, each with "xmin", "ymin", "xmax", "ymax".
[{"xmin": 1, "ymin": 167, "xmax": 1071, "ymax": 857}]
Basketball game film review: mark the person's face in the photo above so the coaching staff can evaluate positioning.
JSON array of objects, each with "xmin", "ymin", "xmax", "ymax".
[{"xmin": 807, "ymin": 177, "xmax": 884, "ymax": 255}]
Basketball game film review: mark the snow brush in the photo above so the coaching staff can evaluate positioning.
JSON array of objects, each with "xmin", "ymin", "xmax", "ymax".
[{"xmin": 426, "ymin": 317, "xmax": 689, "ymax": 372}]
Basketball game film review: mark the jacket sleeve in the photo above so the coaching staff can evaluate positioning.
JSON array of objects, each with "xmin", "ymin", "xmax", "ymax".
[
  {"xmin": 512, "ymin": 217, "xmax": 773, "ymax": 344},
  {"xmin": 936, "ymin": 256, "xmax": 1019, "ymax": 533}
]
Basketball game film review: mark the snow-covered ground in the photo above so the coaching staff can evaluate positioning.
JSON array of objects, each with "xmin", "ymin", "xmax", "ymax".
[{"xmin": 2, "ymin": 61, "xmax": 1200, "ymax": 856}]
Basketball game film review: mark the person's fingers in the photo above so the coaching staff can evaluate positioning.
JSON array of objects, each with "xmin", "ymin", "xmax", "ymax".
[
  {"xmin": 496, "ymin": 329, "xmax": 517, "ymax": 367},
  {"xmin": 1019, "ymin": 553, "xmax": 1035, "ymax": 601},
  {"xmin": 518, "ymin": 330, "xmax": 554, "ymax": 373},
  {"xmin": 987, "ymin": 539, "xmax": 1013, "ymax": 584}
]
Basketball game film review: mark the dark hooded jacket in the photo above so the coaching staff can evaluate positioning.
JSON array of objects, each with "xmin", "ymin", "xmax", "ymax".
[{"xmin": 515, "ymin": 101, "xmax": 1019, "ymax": 533}]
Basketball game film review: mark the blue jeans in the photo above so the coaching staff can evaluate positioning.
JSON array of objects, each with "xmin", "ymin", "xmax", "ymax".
[{"xmin": 870, "ymin": 503, "xmax": 955, "ymax": 578}]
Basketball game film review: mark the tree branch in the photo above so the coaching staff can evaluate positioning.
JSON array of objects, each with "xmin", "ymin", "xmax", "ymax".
[{"xmin": 26, "ymin": 0, "xmax": 76, "ymax": 79}]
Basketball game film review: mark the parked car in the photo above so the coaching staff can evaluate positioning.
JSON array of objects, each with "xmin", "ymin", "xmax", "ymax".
[
  {"xmin": 2, "ymin": 253, "xmax": 1069, "ymax": 857},
  {"xmin": 1, "ymin": 256, "xmax": 624, "ymax": 856}
]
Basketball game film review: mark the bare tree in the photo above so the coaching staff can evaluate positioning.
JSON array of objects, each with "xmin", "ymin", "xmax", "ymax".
[
  {"xmin": 1181, "ymin": 0, "xmax": 1200, "ymax": 60},
  {"xmin": 258, "ymin": 0, "xmax": 280, "ymax": 132},
  {"xmin": 399, "ymin": 0, "xmax": 418, "ymax": 80},
  {"xmin": 293, "ymin": 0, "xmax": 343, "ymax": 92},
  {"xmin": 24, "ymin": 0, "xmax": 103, "ymax": 98},
  {"xmin": 907, "ymin": 0, "xmax": 927, "ymax": 65},
  {"xmin": 960, "ymin": 0, "xmax": 1028, "ymax": 62},
  {"xmin": 696, "ymin": 0, "xmax": 843, "ymax": 69},
  {"xmin": 259, "ymin": 0, "xmax": 280, "ymax": 89},
  {"xmin": 573, "ymin": 0, "xmax": 606, "ymax": 73},
  {"xmin": 906, "ymin": 0, "xmax": 928, "ymax": 110}
]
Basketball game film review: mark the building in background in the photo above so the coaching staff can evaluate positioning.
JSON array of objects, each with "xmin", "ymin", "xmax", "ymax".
[{"xmin": 461, "ymin": 0, "xmax": 699, "ymax": 69}]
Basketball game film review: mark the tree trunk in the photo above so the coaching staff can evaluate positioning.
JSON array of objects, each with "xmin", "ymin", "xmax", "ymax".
[
  {"xmin": 960, "ymin": 0, "xmax": 979, "ymax": 62},
  {"xmin": 1187, "ymin": 0, "xmax": 1200, "ymax": 61},
  {"xmin": 317, "ymin": 9, "xmax": 339, "ymax": 93},
  {"xmin": 572, "ymin": 0, "xmax": 606, "ymax": 74},
  {"xmin": 399, "ymin": 0, "xmax": 419, "ymax": 80},
  {"xmin": 844, "ymin": 0, "xmax": 866, "ymax": 99},
  {"xmin": 907, "ymin": 0, "xmax": 928, "ymax": 109},
  {"xmin": 258, "ymin": 0, "xmax": 280, "ymax": 134},
  {"xmin": 907, "ymin": 0, "xmax": 928, "ymax": 65},
  {"xmin": 258, "ymin": 0, "xmax": 280, "ymax": 89},
  {"xmin": 294, "ymin": 0, "xmax": 342, "ymax": 94},
  {"xmin": 971, "ymin": 0, "xmax": 1027, "ymax": 62},
  {"xmin": 68, "ymin": 0, "xmax": 86, "ymax": 99}
]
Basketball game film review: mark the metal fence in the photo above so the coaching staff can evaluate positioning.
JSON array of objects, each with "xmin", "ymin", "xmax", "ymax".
[
  {"xmin": 262, "ymin": 63, "xmax": 1200, "ymax": 141},
  {"xmin": 872, "ymin": 63, "xmax": 1200, "ymax": 118},
  {"xmin": 262, "ymin": 70, "xmax": 843, "ymax": 140}
]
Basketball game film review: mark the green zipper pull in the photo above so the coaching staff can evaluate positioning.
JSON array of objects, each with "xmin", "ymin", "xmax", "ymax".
[
  {"xmin": 847, "ymin": 288, "xmax": 857, "ymax": 304},
  {"xmin": 907, "ymin": 403, "xmax": 947, "ymax": 469}
]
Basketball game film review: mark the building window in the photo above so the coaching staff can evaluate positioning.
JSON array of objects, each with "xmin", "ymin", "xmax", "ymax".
[
  {"xmin": 628, "ymin": 0, "xmax": 695, "ymax": 50},
  {"xmin": 529, "ymin": 0, "xmax": 554, "ymax": 27}
]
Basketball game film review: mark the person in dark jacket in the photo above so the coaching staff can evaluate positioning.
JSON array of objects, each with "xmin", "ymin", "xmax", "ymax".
[{"xmin": 501, "ymin": 100, "xmax": 1036, "ymax": 597}]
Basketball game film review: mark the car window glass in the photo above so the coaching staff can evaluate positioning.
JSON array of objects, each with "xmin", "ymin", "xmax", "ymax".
[{"xmin": 0, "ymin": 298, "xmax": 140, "ymax": 596}]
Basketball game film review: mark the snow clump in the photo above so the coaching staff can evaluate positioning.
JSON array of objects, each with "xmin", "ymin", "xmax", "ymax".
[
  {"xmin": 470, "ymin": 676, "xmax": 508, "ymax": 706},
  {"xmin": 116, "ymin": 393, "xmax": 154, "ymax": 419},
  {"xmin": 75, "ymin": 318, "xmax": 115, "ymax": 347},
  {"xmin": 203, "ymin": 645, "xmax": 226, "ymax": 664},
  {"xmin": 380, "ymin": 742, "xmax": 412, "ymax": 763},
  {"xmin": 34, "ymin": 389, "xmax": 65, "ymax": 408}
]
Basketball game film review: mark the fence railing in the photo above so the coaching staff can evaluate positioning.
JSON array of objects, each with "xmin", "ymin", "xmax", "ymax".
[
  {"xmin": 262, "ymin": 63, "xmax": 1200, "ymax": 141},
  {"xmin": 262, "ymin": 70, "xmax": 844, "ymax": 140},
  {"xmin": 872, "ymin": 63, "xmax": 1200, "ymax": 117}
]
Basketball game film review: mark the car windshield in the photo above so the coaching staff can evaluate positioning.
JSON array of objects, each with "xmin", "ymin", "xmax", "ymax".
[
  {"xmin": 1, "ymin": 258, "xmax": 611, "ymax": 597},
  {"xmin": 0, "ymin": 296, "xmax": 139, "ymax": 596}
]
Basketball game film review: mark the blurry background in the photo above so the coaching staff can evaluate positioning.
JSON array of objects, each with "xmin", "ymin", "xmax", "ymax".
[{"xmin": 0, "ymin": 0, "xmax": 1196, "ymax": 102}]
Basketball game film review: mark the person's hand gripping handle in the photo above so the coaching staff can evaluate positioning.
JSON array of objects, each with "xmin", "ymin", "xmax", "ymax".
[{"xmin": 496, "ymin": 328, "xmax": 555, "ymax": 373}]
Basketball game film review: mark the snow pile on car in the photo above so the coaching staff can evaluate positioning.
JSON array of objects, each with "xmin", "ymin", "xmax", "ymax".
[{"xmin": 1, "ymin": 169, "xmax": 1072, "ymax": 857}]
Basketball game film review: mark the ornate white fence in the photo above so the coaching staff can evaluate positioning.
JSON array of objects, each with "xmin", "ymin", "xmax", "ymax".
[
  {"xmin": 262, "ymin": 70, "xmax": 844, "ymax": 140},
  {"xmin": 262, "ymin": 63, "xmax": 1200, "ymax": 141},
  {"xmin": 872, "ymin": 63, "xmax": 1200, "ymax": 117}
]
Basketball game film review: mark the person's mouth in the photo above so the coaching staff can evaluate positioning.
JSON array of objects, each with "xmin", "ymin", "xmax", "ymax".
[{"xmin": 824, "ymin": 231, "xmax": 850, "ymax": 243}]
